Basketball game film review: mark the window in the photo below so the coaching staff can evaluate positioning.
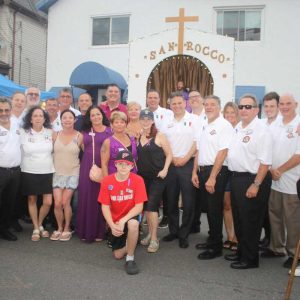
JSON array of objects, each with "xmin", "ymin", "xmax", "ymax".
[
  {"xmin": 216, "ymin": 9, "xmax": 261, "ymax": 41},
  {"xmin": 92, "ymin": 16, "xmax": 129, "ymax": 45}
]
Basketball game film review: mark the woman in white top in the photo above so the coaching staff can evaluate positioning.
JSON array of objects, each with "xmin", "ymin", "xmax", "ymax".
[
  {"xmin": 50, "ymin": 110, "xmax": 83, "ymax": 241},
  {"xmin": 20, "ymin": 106, "xmax": 54, "ymax": 241}
]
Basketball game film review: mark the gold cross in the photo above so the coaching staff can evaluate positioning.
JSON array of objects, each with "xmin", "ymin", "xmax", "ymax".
[{"xmin": 166, "ymin": 8, "xmax": 199, "ymax": 54}]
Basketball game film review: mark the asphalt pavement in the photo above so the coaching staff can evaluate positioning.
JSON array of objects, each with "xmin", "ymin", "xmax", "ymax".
[{"xmin": 0, "ymin": 215, "xmax": 299, "ymax": 300}]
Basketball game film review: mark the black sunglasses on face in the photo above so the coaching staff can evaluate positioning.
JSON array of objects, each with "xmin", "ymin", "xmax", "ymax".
[{"xmin": 238, "ymin": 105, "xmax": 257, "ymax": 110}]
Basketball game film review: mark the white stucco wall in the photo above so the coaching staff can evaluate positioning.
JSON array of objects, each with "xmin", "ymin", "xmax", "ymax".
[{"xmin": 45, "ymin": 0, "xmax": 300, "ymax": 104}]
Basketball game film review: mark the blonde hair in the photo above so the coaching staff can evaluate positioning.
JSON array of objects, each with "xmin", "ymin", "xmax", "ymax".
[
  {"xmin": 110, "ymin": 111, "xmax": 128, "ymax": 124},
  {"xmin": 223, "ymin": 101, "xmax": 239, "ymax": 118},
  {"xmin": 127, "ymin": 101, "xmax": 141, "ymax": 111}
]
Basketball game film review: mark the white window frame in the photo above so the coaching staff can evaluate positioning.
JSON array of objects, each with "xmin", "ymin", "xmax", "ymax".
[
  {"xmin": 213, "ymin": 6, "xmax": 265, "ymax": 43},
  {"xmin": 90, "ymin": 13, "xmax": 130, "ymax": 47}
]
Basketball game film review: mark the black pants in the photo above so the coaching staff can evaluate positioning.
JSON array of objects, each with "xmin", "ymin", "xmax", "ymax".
[
  {"xmin": 192, "ymin": 187, "xmax": 202, "ymax": 230},
  {"xmin": 199, "ymin": 166, "xmax": 229, "ymax": 251},
  {"xmin": 143, "ymin": 177, "xmax": 167, "ymax": 212},
  {"xmin": 166, "ymin": 160, "xmax": 196, "ymax": 239},
  {"xmin": 0, "ymin": 167, "xmax": 21, "ymax": 231},
  {"xmin": 261, "ymin": 172, "xmax": 272, "ymax": 242},
  {"xmin": 231, "ymin": 172, "xmax": 271, "ymax": 264}
]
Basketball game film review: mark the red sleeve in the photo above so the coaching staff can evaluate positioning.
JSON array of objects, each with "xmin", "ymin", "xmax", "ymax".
[
  {"xmin": 132, "ymin": 174, "xmax": 148, "ymax": 204},
  {"xmin": 98, "ymin": 177, "xmax": 111, "ymax": 205}
]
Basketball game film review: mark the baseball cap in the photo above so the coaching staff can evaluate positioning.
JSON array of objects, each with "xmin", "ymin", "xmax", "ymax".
[
  {"xmin": 115, "ymin": 150, "xmax": 134, "ymax": 166},
  {"xmin": 139, "ymin": 109, "xmax": 154, "ymax": 120}
]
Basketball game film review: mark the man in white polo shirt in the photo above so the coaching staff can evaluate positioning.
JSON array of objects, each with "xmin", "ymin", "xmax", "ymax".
[
  {"xmin": 226, "ymin": 94, "xmax": 272, "ymax": 269},
  {"xmin": 146, "ymin": 89, "xmax": 174, "ymax": 228},
  {"xmin": 45, "ymin": 98, "xmax": 62, "ymax": 132},
  {"xmin": 0, "ymin": 98, "xmax": 21, "ymax": 241},
  {"xmin": 259, "ymin": 91, "xmax": 281, "ymax": 250},
  {"xmin": 146, "ymin": 89, "xmax": 173, "ymax": 133},
  {"xmin": 263, "ymin": 93, "xmax": 300, "ymax": 269},
  {"xmin": 58, "ymin": 87, "xmax": 81, "ymax": 117},
  {"xmin": 162, "ymin": 91, "xmax": 200, "ymax": 248},
  {"xmin": 262, "ymin": 91, "xmax": 282, "ymax": 128},
  {"xmin": 25, "ymin": 86, "xmax": 41, "ymax": 109},
  {"xmin": 189, "ymin": 90, "xmax": 207, "ymax": 234},
  {"xmin": 192, "ymin": 95, "xmax": 233, "ymax": 259}
]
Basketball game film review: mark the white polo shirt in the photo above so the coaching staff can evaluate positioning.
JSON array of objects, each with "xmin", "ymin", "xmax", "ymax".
[
  {"xmin": 271, "ymin": 115, "xmax": 300, "ymax": 194},
  {"xmin": 69, "ymin": 106, "xmax": 81, "ymax": 117},
  {"xmin": 51, "ymin": 115, "xmax": 62, "ymax": 132},
  {"xmin": 20, "ymin": 127, "xmax": 55, "ymax": 174},
  {"xmin": 228, "ymin": 117, "xmax": 272, "ymax": 173},
  {"xmin": 197, "ymin": 116, "xmax": 233, "ymax": 166},
  {"xmin": 262, "ymin": 114, "xmax": 282, "ymax": 131},
  {"xmin": 11, "ymin": 111, "xmax": 26, "ymax": 128},
  {"xmin": 164, "ymin": 111, "xmax": 200, "ymax": 158},
  {"xmin": 152, "ymin": 106, "xmax": 174, "ymax": 133},
  {"xmin": 0, "ymin": 121, "xmax": 21, "ymax": 168}
]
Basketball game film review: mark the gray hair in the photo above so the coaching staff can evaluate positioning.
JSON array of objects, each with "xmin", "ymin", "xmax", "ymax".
[
  {"xmin": 204, "ymin": 95, "xmax": 221, "ymax": 107},
  {"xmin": 239, "ymin": 94, "xmax": 258, "ymax": 106},
  {"xmin": 0, "ymin": 97, "xmax": 12, "ymax": 108}
]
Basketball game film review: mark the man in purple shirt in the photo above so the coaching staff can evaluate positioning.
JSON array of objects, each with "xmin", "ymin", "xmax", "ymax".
[{"xmin": 100, "ymin": 84, "xmax": 127, "ymax": 119}]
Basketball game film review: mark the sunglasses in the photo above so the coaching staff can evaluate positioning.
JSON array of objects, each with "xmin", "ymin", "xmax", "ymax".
[{"xmin": 238, "ymin": 105, "xmax": 257, "ymax": 110}]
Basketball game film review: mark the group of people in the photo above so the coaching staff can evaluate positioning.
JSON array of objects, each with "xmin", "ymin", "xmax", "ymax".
[{"xmin": 0, "ymin": 83, "xmax": 299, "ymax": 276}]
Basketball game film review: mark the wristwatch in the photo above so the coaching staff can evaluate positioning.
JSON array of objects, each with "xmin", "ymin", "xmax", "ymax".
[{"xmin": 253, "ymin": 180, "xmax": 261, "ymax": 188}]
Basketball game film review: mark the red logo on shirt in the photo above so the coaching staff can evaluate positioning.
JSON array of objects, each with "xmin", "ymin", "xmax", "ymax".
[{"xmin": 242, "ymin": 136, "xmax": 250, "ymax": 143}]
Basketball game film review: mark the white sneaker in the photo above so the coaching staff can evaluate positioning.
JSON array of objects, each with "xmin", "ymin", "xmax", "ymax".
[{"xmin": 289, "ymin": 266, "xmax": 300, "ymax": 276}]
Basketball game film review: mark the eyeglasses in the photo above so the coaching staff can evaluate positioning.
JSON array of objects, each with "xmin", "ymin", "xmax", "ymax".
[
  {"xmin": 27, "ymin": 93, "xmax": 39, "ymax": 97},
  {"xmin": 238, "ymin": 105, "xmax": 257, "ymax": 110},
  {"xmin": 0, "ymin": 108, "xmax": 10, "ymax": 113},
  {"xmin": 60, "ymin": 95, "xmax": 71, "ymax": 99}
]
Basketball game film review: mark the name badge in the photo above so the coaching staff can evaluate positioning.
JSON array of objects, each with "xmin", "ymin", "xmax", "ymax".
[{"xmin": 0, "ymin": 131, "xmax": 8, "ymax": 136}]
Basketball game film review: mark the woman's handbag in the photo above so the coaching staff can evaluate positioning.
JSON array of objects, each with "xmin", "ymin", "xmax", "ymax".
[{"xmin": 89, "ymin": 129, "xmax": 104, "ymax": 183}]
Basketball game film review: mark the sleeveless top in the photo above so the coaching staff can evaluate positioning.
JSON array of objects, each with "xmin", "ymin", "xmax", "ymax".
[
  {"xmin": 107, "ymin": 135, "xmax": 138, "ymax": 174},
  {"xmin": 53, "ymin": 131, "xmax": 80, "ymax": 176},
  {"xmin": 137, "ymin": 137, "xmax": 166, "ymax": 179}
]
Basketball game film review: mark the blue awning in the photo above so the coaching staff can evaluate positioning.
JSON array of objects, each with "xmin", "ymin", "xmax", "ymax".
[
  {"xmin": 0, "ymin": 74, "xmax": 55, "ymax": 100},
  {"xmin": 36, "ymin": 0, "xmax": 58, "ymax": 13},
  {"xmin": 69, "ymin": 61, "xmax": 127, "ymax": 90}
]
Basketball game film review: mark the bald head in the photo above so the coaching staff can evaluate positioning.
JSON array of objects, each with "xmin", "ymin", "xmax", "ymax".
[{"xmin": 279, "ymin": 93, "xmax": 298, "ymax": 120}]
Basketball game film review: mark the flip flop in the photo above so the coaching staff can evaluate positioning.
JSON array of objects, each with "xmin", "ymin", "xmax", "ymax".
[
  {"xmin": 60, "ymin": 231, "xmax": 72, "ymax": 241},
  {"xmin": 31, "ymin": 229, "xmax": 40, "ymax": 242}
]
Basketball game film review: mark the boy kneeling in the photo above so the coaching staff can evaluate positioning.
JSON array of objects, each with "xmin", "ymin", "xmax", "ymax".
[{"xmin": 98, "ymin": 150, "xmax": 147, "ymax": 275}]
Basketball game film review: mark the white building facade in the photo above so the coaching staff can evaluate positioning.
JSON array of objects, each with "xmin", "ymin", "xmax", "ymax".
[{"xmin": 39, "ymin": 0, "xmax": 300, "ymax": 108}]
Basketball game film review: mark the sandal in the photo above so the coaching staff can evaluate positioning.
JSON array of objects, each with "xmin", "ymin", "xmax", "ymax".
[
  {"xmin": 223, "ymin": 240, "xmax": 231, "ymax": 249},
  {"xmin": 230, "ymin": 242, "xmax": 238, "ymax": 251},
  {"xmin": 60, "ymin": 231, "xmax": 72, "ymax": 241},
  {"xmin": 50, "ymin": 230, "xmax": 62, "ymax": 241},
  {"xmin": 140, "ymin": 234, "xmax": 151, "ymax": 246},
  {"xmin": 31, "ymin": 229, "xmax": 40, "ymax": 242},
  {"xmin": 39, "ymin": 226, "xmax": 49, "ymax": 238}
]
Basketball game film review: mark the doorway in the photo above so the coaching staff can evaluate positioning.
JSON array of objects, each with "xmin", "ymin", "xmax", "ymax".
[{"xmin": 147, "ymin": 55, "xmax": 214, "ymax": 108}]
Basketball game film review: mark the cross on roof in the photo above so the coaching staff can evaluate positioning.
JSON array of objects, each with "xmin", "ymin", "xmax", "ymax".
[{"xmin": 165, "ymin": 8, "xmax": 199, "ymax": 54}]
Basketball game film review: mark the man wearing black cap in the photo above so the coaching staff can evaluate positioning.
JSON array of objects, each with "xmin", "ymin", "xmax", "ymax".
[{"xmin": 98, "ymin": 150, "xmax": 147, "ymax": 275}]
